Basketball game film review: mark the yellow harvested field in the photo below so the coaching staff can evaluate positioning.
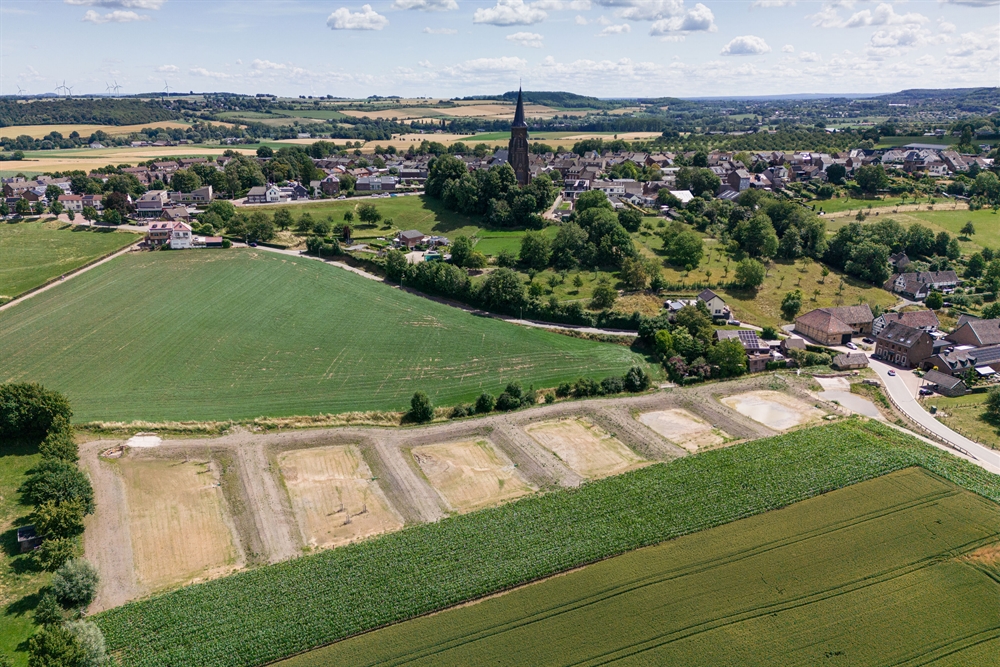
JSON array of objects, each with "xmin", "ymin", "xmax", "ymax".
[
  {"xmin": 558, "ymin": 132, "xmax": 663, "ymax": 141},
  {"xmin": 637, "ymin": 409, "xmax": 728, "ymax": 453},
  {"xmin": 525, "ymin": 418, "xmax": 646, "ymax": 479},
  {"xmin": 117, "ymin": 458, "xmax": 242, "ymax": 592},
  {"xmin": 10, "ymin": 145, "xmax": 257, "ymax": 174},
  {"xmin": 411, "ymin": 440, "xmax": 534, "ymax": 513},
  {"xmin": 278, "ymin": 445, "xmax": 403, "ymax": 549},
  {"xmin": 0, "ymin": 121, "xmax": 234, "ymax": 139},
  {"xmin": 721, "ymin": 391, "xmax": 826, "ymax": 431}
]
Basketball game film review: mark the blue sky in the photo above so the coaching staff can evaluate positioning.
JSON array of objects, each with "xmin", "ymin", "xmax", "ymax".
[{"xmin": 1, "ymin": 0, "xmax": 997, "ymax": 98}]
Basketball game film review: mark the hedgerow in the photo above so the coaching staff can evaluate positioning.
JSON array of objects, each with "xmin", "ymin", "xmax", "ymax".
[{"xmin": 95, "ymin": 419, "xmax": 1000, "ymax": 667}]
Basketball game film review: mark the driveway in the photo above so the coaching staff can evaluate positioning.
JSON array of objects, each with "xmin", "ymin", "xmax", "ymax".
[{"xmin": 868, "ymin": 357, "xmax": 1000, "ymax": 473}]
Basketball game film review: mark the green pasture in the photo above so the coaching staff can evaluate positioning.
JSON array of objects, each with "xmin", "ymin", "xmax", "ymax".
[
  {"xmin": 824, "ymin": 208, "xmax": 1000, "ymax": 252},
  {"xmin": 0, "ymin": 221, "xmax": 139, "ymax": 299},
  {"xmin": 94, "ymin": 419, "xmax": 1000, "ymax": 667},
  {"xmin": 0, "ymin": 444, "xmax": 47, "ymax": 667},
  {"xmin": 282, "ymin": 467, "xmax": 1000, "ymax": 667},
  {"xmin": 273, "ymin": 195, "xmax": 490, "ymax": 240},
  {"xmin": 0, "ymin": 249, "xmax": 644, "ymax": 423},
  {"xmin": 811, "ymin": 195, "xmax": 912, "ymax": 214},
  {"xmin": 276, "ymin": 110, "xmax": 349, "ymax": 121}
]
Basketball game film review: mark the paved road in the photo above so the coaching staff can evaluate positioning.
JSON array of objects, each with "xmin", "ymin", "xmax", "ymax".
[{"xmin": 868, "ymin": 357, "xmax": 1000, "ymax": 474}]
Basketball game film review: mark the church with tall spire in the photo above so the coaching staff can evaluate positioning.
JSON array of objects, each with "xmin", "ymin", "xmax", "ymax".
[{"xmin": 507, "ymin": 87, "xmax": 531, "ymax": 186}]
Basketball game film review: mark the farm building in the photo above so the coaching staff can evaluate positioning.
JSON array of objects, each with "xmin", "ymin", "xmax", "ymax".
[
  {"xmin": 875, "ymin": 322, "xmax": 934, "ymax": 369},
  {"xmin": 921, "ymin": 369, "xmax": 968, "ymax": 397},
  {"xmin": 795, "ymin": 305, "xmax": 874, "ymax": 346},
  {"xmin": 832, "ymin": 353, "xmax": 869, "ymax": 370},
  {"xmin": 945, "ymin": 318, "xmax": 1000, "ymax": 348},
  {"xmin": 871, "ymin": 309, "xmax": 939, "ymax": 337}
]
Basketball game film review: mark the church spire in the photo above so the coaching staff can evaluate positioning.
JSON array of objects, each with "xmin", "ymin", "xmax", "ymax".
[{"xmin": 512, "ymin": 87, "xmax": 526, "ymax": 128}]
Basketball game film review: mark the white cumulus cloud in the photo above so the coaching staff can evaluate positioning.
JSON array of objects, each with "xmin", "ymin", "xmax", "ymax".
[
  {"xmin": 189, "ymin": 67, "xmax": 231, "ymax": 79},
  {"xmin": 392, "ymin": 0, "xmax": 458, "ymax": 10},
  {"xmin": 251, "ymin": 59, "xmax": 286, "ymax": 71},
  {"xmin": 419, "ymin": 59, "xmax": 433, "ymax": 67},
  {"xmin": 155, "ymin": 64, "xmax": 179, "ymax": 72},
  {"xmin": 721, "ymin": 35, "xmax": 771, "ymax": 55},
  {"xmin": 800, "ymin": 51, "xmax": 820, "ymax": 61},
  {"xmin": 327, "ymin": 4, "xmax": 389, "ymax": 30},
  {"xmin": 507, "ymin": 31, "xmax": 545, "ymax": 46},
  {"xmin": 781, "ymin": 44, "xmax": 794, "ymax": 52},
  {"xmin": 473, "ymin": 0, "xmax": 547, "ymax": 25},
  {"xmin": 750, "ymin": 0, "xmax": 795, "ymax": 7},
  {"xmin": 599, "ymin": 23, "xmax": 630, "ymax": 35},
  {"xmin": 534, "ymin": 0, "xmax": 591, "ymax": 9},
  {"xmin": 939, "ymin": 0, "xmax": 998, "ymax": 5},
  {"xmin": 649, "ymin": 3, "xmax": 715, "ymax": 34},
  {"xmin": 423, "ymin": 26, "xmax": 458, "ymax": 33},
  {"xmin": 81, "ymin": 9, "xmax": 148, "ymax": 22},
  {"xmin": 843, "ymin": 3, "xmax": 928, "ymax": 28},
  {"xmin": 575, "ymin": 14, "xmax": 588, "ymax": 24}
]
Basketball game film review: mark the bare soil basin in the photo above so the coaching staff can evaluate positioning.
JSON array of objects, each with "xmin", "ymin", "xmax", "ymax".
[
  {"xmin": 638, "ymin": 409, "xmax": 729, "ymax": 453},
  {"xmin": 411, "ymin": 440, "xmax": 534, "ymax": 513},
  {"xmin": 277, "ymin": 445, "xmax": 403, "ymax": 550},
  {"xmin": 116, "ymin": 458, "xmax": 243, "ymax": 592},
  {"xmin": 524, "ymin": 418, "xmax": 646, "ymax": 479},
  {"xmin": 721, "ymin": 391, "xmax": 826, "ymax": 431}
]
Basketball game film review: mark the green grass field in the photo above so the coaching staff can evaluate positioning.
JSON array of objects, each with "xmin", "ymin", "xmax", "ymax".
[
  {"xmin": 0, "ymin": 221, "xmax": 140, "ymax": 300},
  {"xmin": 0, "ymin": 444, "xmax": 49, "ymax": 667},
  {"xmin": 273, "ymin": 195, "xmax": 489, "ymax": 241},
  {"xmin": 927, "ymin": 393, "xmax": 1000, "ymax": 450},
  {"xmin": 280, "ymin": 467, "xmax": 1000, "ymax": 667},
  {"xmin": 825, "ymin": 208, "xmax": 1000, "ymax": 254},
  {"xmin": 0, "ymin": 249, "xmax": 645, "ymax": 423},
  {"xmin": 93, "ymin": 419, "xmax": 1000, "ymax": 667}
]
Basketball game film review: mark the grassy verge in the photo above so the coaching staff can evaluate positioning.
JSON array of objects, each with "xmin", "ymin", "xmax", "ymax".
[
  {"xmin": 927, "ymin": 393, "xmax": 1000, "ymax": 451},
  {"xmin": 95, "ymin": 418, "xmax": 1000, "ymax": 667}
]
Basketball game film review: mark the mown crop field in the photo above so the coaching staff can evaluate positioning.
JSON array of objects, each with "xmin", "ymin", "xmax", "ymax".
[
  {"xmin": 94, "ymin": 419, "xmax": 1000, "ymax": 667},
  {"xmin": 280, "ymin": 467, "xmax": 1000, "ymax": 667},
  {"xmin": 0, "ymin": 220, "xmax": 139, "ymax": 299},
  {"xmin": 0, "ymin": 249, "xmax": 644, "ymax": 423}
]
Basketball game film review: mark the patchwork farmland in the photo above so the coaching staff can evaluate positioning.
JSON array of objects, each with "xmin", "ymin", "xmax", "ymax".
[
  {"xmin": 91, "ymin": 418, "xmax": 1000, "ymax": 667},
  {"xmin": 280, "ymin": 468, "xmax": 1000, "ymax": 667},
  {"xmin": 0, "ymin": 249, "xmax": 645, "ymax": 423}
]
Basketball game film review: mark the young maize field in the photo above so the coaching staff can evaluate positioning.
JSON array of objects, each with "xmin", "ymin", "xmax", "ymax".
[
  {"xmin": 279, "ymin": 467, "xmax": 1000, "ymax": 667},
  {"xmin": 94, "ymin": 419, "xmax": 1000, "ymax": 667}
]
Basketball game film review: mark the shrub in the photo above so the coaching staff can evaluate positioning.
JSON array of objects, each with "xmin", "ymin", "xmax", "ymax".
[
  {"xmin": 32, "ymin": 537, "xmax": 78, "ymax": 572},
  {"xmin": 27, "ymin": 625, "xmax": 85, "ymax": 667},
  {"xmin": 475, "ymin": 393, "xmax": 496, "ymax": 414},
  {"xmin": 51, "ymin": 559, "xmax": 99, "ymax": 609},
  {"xmin": 761, "ymin": 325, "xmax": 778, "ymax": 340},
  {"xmin": 19, "ymin": 459, "xmax": 95, "ymax": 514},
  {"xmin": 623, "ymin": 366, "xmax": 651, "ymax": 392},
  {"xmin": 590, "ymin": 281, "xmax": 617, "ymax": 311},
  {"xmin": 34, "ymin": 592, "xmax": 63, "ymax": 627},
  {"xmin": 0, "ymin": 382, "xmax": 72, "ymax": 442},
  {"xmin": 31, "ymin": 499, "xmax": 86, "ymax": 540},
  {"xmin": 573, "ymin": 377, "xmax": 603, "ymax": 398},
  {"xmin": 449, "ymin": 405, "xmax": 468, "ymax": 419},
  {"xmin": 555, "ymin": 383, "xmax": 572, "ymax": 398},
  {"xmin": 495, "ymin": 392, "xmax": 521, "ymax": 412},
  {"xmin": 544, "ymin": 393, "xmax": 556, "ymax": 404},
  {"xmin": 64, "ymin": 620, "xmax": 107, "ymax": 667},
  {"xmin": 38, "ymin": 419, "xmax": 78, "ymax": 462},
  {"xmin": 600, "ymin": 376, "xmax": 624, "ymax": 395},
  {"xmin": 408, "ymin": 392, "xmax": 434, "ymax": 423}
]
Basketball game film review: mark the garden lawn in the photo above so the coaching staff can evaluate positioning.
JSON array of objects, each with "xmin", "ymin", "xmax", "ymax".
[
  {"xmin": 94, "ymin": 419, "xmax": 1000, "ymax": 667},
  {"xmin": 0, "ymin": 249, "xmax": 646, "ymax": 423},
  {"xmin": 0, "ymin": 443, "xmax": 48, "ymax": 667},
  {"xmin": 0, "ymin": 220, "xmax": 139, "ymax": 300},
  {"xmin": 279, "ymin": 467, "xmax": 1000, "ymax": 667}
]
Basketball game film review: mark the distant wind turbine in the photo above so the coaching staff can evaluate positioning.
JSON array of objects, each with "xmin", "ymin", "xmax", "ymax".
[
  {"xmin": 113, "ymin": 80, "xmax": 122, "ymax": 96},
  {"xmin": 163, "ymin": 80, "xmax": 171, "ymax": 96},
  {"xmin": 16, "ymin": 85, "xmax": 26, "ymax": 95}
]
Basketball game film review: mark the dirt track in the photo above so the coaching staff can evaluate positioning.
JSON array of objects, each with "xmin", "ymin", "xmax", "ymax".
[{"xmin": 82, "ymin": 376, "xmax": 832, "ymax": 612}]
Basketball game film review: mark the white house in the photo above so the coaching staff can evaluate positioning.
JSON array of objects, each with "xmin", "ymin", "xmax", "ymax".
[
  {"xmin": 697, "ymin": 289, "xmax": 730, "ymax": 320},
  {"xmin": 169, "ymin": 221, "xmax": 193, "ymax": 249},
  {"xmin": 246, "ymin": 185, "xmax": 282, "ymax": 204}
]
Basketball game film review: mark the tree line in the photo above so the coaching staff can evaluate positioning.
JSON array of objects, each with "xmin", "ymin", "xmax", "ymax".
[{"xmin": 0, "ymin": 383, "xmax": 106, "ymax": 667}]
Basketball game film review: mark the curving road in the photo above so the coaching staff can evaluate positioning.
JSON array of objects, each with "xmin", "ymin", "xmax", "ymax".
[{"xmin": 868, "ymin": 357, "xmax": 1000, "ymax": 474}]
